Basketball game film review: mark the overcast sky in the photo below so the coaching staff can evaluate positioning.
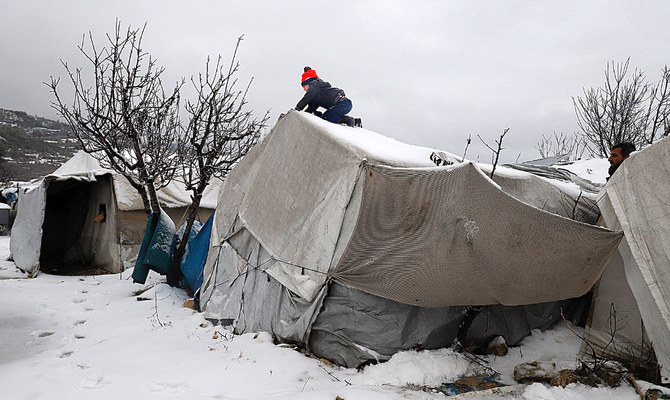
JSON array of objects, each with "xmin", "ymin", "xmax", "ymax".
[{"xmin": 2, "ymin": 1, "xmax": 669, "ymax": 162}]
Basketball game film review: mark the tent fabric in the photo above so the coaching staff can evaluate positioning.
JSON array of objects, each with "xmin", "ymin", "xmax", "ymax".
[
  {"xmin": 49, "ymin": 150, "xmax": 108, "ymax": 177},
  {"xmin": 331, "ymin": 162, "xmax": 622, "ymax": 307},
  {"xmin": 581, "ymin": 247, "xmax": 651, "ymax": 364},
  {"xmin": 9, "ymin": 182, "xmax": 46, "ymax": 274},
  {"xmin": 200, "ymin": 227, "xmax": 593, "ymax": 368},
  {"xmin": 201, "ymin": 110, "xmax": 623, "ymax": 367},
  {"xmin": 597, "ymin": 135, "xmax": 670, "ymax": 383},
  {"xmin": 201, "ymin": 227, "xmax": 328, "ymax": 345},
  {"xmin": 504, "ymin": 162, "xmax": 576, "ymax": 181},
  {"xmin": 113, "ymin": 174, "xmax": 221, "ymax": 212},
  {"xmin": 487, "ymin": 166, "xmax": 601, "ymax": 225},
  {"xmin": 210, "ymin": 115, "xmax": 363, "ymax": 301},
  {"xmin": 309, "ymin": 282, "xmax": 591, "ymax": 368}
]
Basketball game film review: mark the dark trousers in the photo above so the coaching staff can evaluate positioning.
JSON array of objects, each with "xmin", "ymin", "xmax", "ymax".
[{"xmin": 322, "ymin": 99, "xmax": 354, "ymax": 126}]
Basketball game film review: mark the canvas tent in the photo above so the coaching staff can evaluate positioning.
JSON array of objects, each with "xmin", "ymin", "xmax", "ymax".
[
  {"xmin": 583, "ymin": 135, "xmax": 670, "ymax": 383},
  {"xmin": 10, "ymin": 151, "xmax": 220, "ymax": 275},
  {"xmin": 200, "ymin": 111, "xmax": 622, "ymax": 367}
]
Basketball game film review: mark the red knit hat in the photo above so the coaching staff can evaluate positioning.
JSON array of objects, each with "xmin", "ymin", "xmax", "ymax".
[{"xmin": 301, "ymin": 67, "xmax": 318, "ymax": 85}]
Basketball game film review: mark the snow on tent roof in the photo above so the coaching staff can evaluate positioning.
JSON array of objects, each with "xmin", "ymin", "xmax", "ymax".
[
  {"xmin": 295, "ymin": 113, "xmax": 462, "ymax": 167},
  {"xmin": 47, "ymin": 151, "xmax": 220, "ymax": 211},
  {"xmin": 49, "ymin": 150, "xmax": 108, "ymax": 179},
  {"xmin": 297, "ymin": 112, "xmax": 600, "ymax": 200}
]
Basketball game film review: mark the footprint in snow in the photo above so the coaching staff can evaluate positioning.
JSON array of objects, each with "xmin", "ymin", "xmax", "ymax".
[
  {"xmin": 81, "ymin": 375, "xmax": 110, "ymax": 389},
  {"xmin": 59, "ymin": 350, "xmax": 74, "ymax": 358},
  {"xmin": 147, "ymin": 381, "xmax": 186, "ymax": 394}
]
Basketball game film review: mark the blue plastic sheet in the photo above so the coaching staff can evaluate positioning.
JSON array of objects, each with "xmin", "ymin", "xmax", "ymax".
[
  {"xmin": 179, "ymin": 211, "xmax": 214, "ymax": 293},
  {"xmin": 132, "ymin": 209, "xmax": 176, "ymax": 284}
]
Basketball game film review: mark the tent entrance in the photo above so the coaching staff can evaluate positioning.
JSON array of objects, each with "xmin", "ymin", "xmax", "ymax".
[{"xmin": 39, "ymin": 178, "xmax": 112, "ymax": 275}]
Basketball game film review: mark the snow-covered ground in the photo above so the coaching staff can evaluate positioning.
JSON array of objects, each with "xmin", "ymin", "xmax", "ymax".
[{"xmin": 0, "ymin": 235, "xmax": 659, "ymax": 399}]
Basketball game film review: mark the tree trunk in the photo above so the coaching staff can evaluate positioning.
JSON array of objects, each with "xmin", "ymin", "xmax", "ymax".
[
  {"xmin": 145, "ymin": 178, "xmax": 161, "ymax": 216},
  {"xmin": 139, "ymin": 188, "xmax": 151, "ymax": 214},
  {"xmin": 167, "ymin": 194, "xmax": 203, "ymax": 287},
  {"xmin": 121, "ymin": 174, "xmax": 152, "ymax": 214}
]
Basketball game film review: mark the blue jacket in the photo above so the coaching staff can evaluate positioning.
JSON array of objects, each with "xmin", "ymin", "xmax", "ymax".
[{"xmin": 296, "ymin": 77, "xmax": 346, "ymax": 113}]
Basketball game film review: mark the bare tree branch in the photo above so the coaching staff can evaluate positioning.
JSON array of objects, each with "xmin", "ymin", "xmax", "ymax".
[
  {"xmin": 478, "ymin": 128, "xmax": 509, "ymax": 178},
  {"xmin": 47, "ymin": 20, "xmax": 183, "ymax": 215},
  {"xmin": 461, "ymin": 134, "xmax": 472, "ymax": 162},
  {"xmin": 535, "ymin": 132, "xmax": 588, "ymax": 160}
]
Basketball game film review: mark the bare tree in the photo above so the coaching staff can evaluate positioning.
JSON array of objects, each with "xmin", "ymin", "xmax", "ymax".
[
  {"xmin": 47, "ymin": 21, "xmax": 183, "ymax": 216},
  {"xmin": 573, "ymin": 59, "xmax": 670, "ymax": 157},
  {"xmin": 168, "ymin": 36, "xmax": 269, "ymax": 285},
  {"xmin": 535, "ymin": 132, "xmax": 588, "ymax": 160}
]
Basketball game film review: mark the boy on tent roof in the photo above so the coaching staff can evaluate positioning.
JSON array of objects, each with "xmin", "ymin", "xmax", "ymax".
[{"xmin": 295, "ymin": 66, "xmax": 362, "ymax": 128}]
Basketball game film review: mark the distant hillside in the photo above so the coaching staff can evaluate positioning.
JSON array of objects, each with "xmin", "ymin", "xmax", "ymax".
[{"xmin": 0, "ymin": 108, "xmax": 78, "ymax": 182}]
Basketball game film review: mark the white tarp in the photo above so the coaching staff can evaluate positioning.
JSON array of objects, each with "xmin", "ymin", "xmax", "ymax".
[
  {"xmin": 599, "ymin": 135, "xmax": 670, "ymax": 383},
  {"xmin": 9, "ymin": 183, "xmax": 46, "ymax": 274}
]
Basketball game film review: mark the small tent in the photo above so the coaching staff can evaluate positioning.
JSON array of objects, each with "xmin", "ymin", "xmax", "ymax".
[
  {"xmin": 582, "ymin": 135, "xmax": 670, "ymax": 383},
  {"xmin": 10, "ymin": 151, "xmax": 220, "ymax": 275},
  {"xmin": 200, "ymin": 111, "xmax": 622, "ymax": 367}
]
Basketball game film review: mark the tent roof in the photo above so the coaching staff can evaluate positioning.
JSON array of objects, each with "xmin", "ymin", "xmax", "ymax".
[
  {"xmin": 50, "ymin": 150, "xmax": 108, "ymax": 179},
  {"xmin": 296, "ymin": 112, "xmax": 601, "ymax": 198},
  {"xmin": 44, "ymin": 151, "xmax": 219, "ymax": 211}
]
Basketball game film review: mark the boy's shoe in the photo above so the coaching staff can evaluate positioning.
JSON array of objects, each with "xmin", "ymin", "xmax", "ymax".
[{"xmin": 354, "ymin": 118, "xmax": 362, "ymax": 128}]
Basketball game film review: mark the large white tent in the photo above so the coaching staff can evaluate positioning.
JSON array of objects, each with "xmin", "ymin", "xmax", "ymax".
[
  {"xmin": 199, "ymin": 111, "xmax": 622, "ymax": 366},
  {"xmin": 10, "ymin": 151, "xmax": 220, "ymax": 275}
]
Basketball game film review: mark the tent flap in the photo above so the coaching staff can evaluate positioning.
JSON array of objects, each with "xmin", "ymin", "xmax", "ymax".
[
  {"xmin": 9, "ymin": 184, "xmax": 47, "ymax": 274},
  {"xmin": 332, "ymin": 163, "xmax": 622, "ymax": 307}
]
